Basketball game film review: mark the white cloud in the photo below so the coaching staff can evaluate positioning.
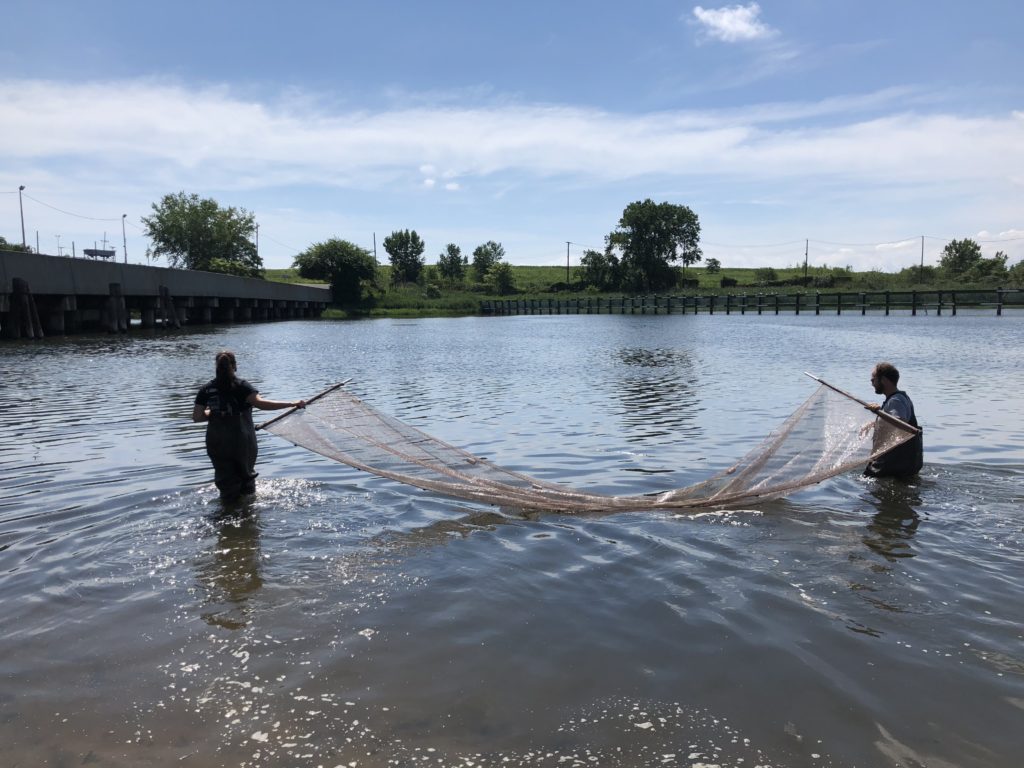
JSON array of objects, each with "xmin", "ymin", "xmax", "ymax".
[
  {"xmin": 3, "ymin": 79, "xmax": 1021, "ymax": 192},
  {"xmin": 692, "ymin": 3, "xmax": 776, "ymax": 43},
  {"xmin": 3, "ymin": 78, "xmax": 1022, "ymax": 270}
]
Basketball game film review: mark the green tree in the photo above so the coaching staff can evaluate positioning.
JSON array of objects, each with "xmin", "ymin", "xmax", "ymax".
[
  {"xmin": 607, "ymin": 199, "xmax": 701, "ymax": 292},
  {"xmin": 0, "ymin": 235, "xmax": 31, "ymax": 253},
  {"xmin": 577, "ymin": 248, "xmax": 620, "ymax": 290},
  {"xmin": 437, "ymin": 243, "xmax": 467, "ymax": 283},
  {"xmin": 485, "ymin": 261, "xmax": 516, "ymax": 295},
  {"xmin": 897, "ymin": 264, "xmax": 938, "ymax": 285},
  {"xmin": 705, "ymin": 257, "xmax": 721, "ymax": 274},
  {"xmin": 754, "ymin": 267, "xmax": 778, "ymax": 284},
  {"xmin": 964, "ymin": 250, "xmax": 1008, "ymax": 284},
  {"xmin": 939, "ymin": 239, "xmax": 1010, "ymax": 284},
  {"xmin": 1007, "ymin": 258, "xmax": 1024, "ymax": 288},
  {"xmin": 938, "ymin": 238, "xmax": 983, "ymax": 277},
  {"xmin": 293, "ymin": 238, "xmax": 378, "ymax": 304},
  {"xmin": 383, "ymin": 229, "xmax": 426, "ymax": 285},
  {"xmin": 142, "ymin": 192, "xmax": 262, "ymax": 277},
  {"xmin": 472, "ymin": 241, "xmax": 505, "ymax": 282}
]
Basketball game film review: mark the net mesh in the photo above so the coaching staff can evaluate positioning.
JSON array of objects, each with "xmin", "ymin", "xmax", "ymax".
[{"xmin": 261, "ymin": 382, "xmax": 918, "ymax": 512}]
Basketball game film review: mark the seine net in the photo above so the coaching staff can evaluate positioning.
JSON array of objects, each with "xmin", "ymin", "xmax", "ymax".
[{"xmin": 260, "ymin": 380, "xmax": 918, "ymax": 512}]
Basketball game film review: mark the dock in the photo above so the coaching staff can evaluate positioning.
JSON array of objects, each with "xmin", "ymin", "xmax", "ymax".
[{"xmin": 481, "ymin": 289, "xmax": 1022, "ymax": 317}]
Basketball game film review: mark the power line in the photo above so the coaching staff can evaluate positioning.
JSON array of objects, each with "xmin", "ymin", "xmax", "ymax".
[
  {"xmin": 706, "ymin": 234, "xmax": 1024, "ymax": 249},
  {"xmin": 567, "ymin": 240, "xmax": 602, "ymax": 251},
  {"xmin": 14, "ymin": 188, "xmax": 1023, "ymax": 255},
  {"xmin": 260, "ymin": 233, "xmax": 301, "ymax": 252},
  {"xmin": 704, "ymin": 239, "xmax": 804, "ymax": 248},
  {"xmin": 972, "ymin": 236, "xmax": 1024, "ymax": 244},
  {"xmin": 810, "ymin": 238, "xmax": 918, "ymax": 247},
  {"xmin": 22, "ymin": 192, "xmax": 124, "ymax": 222}
]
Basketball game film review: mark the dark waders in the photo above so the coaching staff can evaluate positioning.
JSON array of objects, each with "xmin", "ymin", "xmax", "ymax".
[{"xmin": 206, "ymin": 413, "xmax": 259, "ymax": 500}]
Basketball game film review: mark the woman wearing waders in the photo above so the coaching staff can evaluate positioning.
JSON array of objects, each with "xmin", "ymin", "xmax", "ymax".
[{"xmin": 193, "ymin": 351, "xmax": 306, "ymax": 500}]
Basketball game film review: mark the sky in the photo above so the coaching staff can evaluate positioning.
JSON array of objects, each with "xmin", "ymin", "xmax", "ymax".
[{"xmin": 2, "ymin": 0, "xmax": 1023, "ymax": 272}]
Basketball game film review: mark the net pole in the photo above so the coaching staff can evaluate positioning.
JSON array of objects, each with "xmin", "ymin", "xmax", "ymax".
[
  {"xmin": 256, "ymin": 378, "xmax": 353, "ymax": 431},
  {"xmin": 803, "ymin": 372, "xmax": 920, "ymax": 434}
]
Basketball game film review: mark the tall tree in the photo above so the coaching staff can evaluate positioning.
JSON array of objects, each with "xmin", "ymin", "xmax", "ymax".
[
  {"xmin": 383, "ymin": 229, "xmax": 426, "ymax": 284},
  {"xmin": 607, "ymin": 199, "xmax": 701, "ymax": 292},
  {"xmin": 939, "ymin": 239, "xmax": 1009, "ymax": 284},
  {"xmin": 472, "ymin": 241, "xmax": 505, "ymax": 282},
  {"xmin": 437, "ymin": 243, "xmax": 467, "ymax": 283},
  {"xmin": 578, "ymin": 248, "xmax": 620, "ymax": 290},
  {"xmin": 142, "ymin": 192, "xmax": 262, "ymax": 277},
  {"xmin": 293, "ymin": 239, "xmax": 378, "ymax": 304},
  {"xmin": 938, "ymin": 238, "xmax": 983, "ymax": 277}
]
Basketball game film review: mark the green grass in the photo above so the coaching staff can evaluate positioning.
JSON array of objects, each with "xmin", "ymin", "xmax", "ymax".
[
  {"xmin": 264, "ymin": 268, "xmax": 328, "ymax": 286},
  {"xmin": 265, "ymin": 265, "xmax": 1014, "ymax": 318}
]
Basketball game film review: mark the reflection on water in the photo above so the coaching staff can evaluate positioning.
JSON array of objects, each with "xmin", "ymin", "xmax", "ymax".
[
  {"xmin": 613, "ymin": 347, "xmax": 703, "ymax": 443},
  {"xmin": 862, "ymin": 479, "xmax": 923, "ymax": 561},
  {"xmin": 198, "ymin": 505, "xmax": 265, "ymax": 630}
]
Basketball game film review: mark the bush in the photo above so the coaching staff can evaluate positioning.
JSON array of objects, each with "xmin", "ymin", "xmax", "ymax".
[{"xmin": 485, "ymin": 261, "xmax": 516, "ymax": 295}]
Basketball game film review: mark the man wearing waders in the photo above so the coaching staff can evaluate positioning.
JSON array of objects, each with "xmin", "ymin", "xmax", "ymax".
[
  {"xmin": 193, "ymin": 351, "xmax": 306, "ymax": 500},
  {"xmin": 863, "ymin": 362, "xmax": 923, "ymax": 478}
]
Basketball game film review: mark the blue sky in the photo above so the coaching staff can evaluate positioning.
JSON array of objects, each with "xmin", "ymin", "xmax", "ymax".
[{"xmin": 3, "ymin": 1, "xmax": 1022, "ymax": 271}]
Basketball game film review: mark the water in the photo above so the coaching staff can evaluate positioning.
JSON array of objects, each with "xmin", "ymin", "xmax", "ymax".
[{"xmin": 1, "ymin": 314, "xmax": 1022, "ymax": 767}]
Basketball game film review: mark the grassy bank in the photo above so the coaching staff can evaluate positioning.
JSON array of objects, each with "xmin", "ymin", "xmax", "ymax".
[{"xmin": 266, "ymin": 265, "xmax": 1014, "ymax": 318}]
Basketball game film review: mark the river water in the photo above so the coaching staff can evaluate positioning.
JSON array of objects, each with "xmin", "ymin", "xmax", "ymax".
[{"xmin": 1, "ymin": 314, "xmax": 1022, "ymax": 768}]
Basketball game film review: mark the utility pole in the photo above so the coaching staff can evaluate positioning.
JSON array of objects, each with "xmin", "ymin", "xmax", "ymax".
[
  {"xmin": 803, "ymin": 238, "xmax": 808, "ymax": 281},
  {"xmin": 122, "ymin": 214, "xmax": 128, "ymax": 263},
  {"xmin": 373, "ymin": 232, "xmax": 377, "ymax": 264},
  {"xmin": 566, "ymin": 241, "xmax": 570, "ymax": 284},
  {"xmin": 18, "ymin": 185, "xmax": 26, "ymax": 248},
  {"xmin": 255, "ymin": 222, "xmax": 259, "ymax": 260},
  {"xmin": 920, "ymin": 235, "xmax": 924, "ymax": 282}
]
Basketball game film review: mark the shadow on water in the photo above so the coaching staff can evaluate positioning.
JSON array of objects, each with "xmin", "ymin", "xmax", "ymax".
[{"xmin": 197, "ymin": 498, "xmax": 264, "ymax": 630}]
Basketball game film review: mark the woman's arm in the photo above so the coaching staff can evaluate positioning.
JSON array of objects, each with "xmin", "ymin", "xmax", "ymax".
[
  {"xmin": 192, "ymin": 403, "xmax": 210, "ymax": 422},
  {"xmin": 247, "ymin": 393, "xmax": 306, "ymax": 411}
]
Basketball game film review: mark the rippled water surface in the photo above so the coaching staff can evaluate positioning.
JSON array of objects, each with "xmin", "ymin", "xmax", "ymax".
[{"xmin": 2, "ymin": 314, "xmax": 1022, "ymax": 767}]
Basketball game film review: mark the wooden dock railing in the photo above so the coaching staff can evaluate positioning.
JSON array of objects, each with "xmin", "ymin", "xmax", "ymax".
[{"xmin": 481, "ymin": 289, "xmax": 1022, "ymax": 317}]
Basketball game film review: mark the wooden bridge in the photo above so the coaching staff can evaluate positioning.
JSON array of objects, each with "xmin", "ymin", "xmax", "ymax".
[
  {"xmin": 0, "ymin": 249, "xmax": 332, "ymax": 339},
  {"xmin": 482, "ymin": 288, "xmax": 1022, "ymax": 317}
]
